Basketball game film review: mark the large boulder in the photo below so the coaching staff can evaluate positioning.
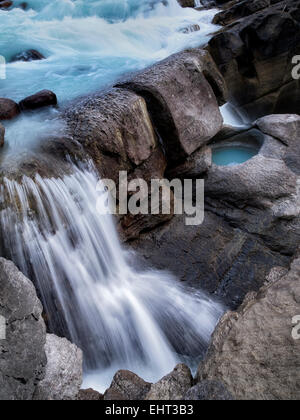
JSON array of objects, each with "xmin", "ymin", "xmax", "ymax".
[
  {"xmin": 145, "ymin": 364, "xmax": 193, "ymax": 400},
  {"xmin": 197, "ymin": 254, "xmax": 300, "ymax": 400},
  {"xmin": 208, "ymin": 0, "xmax": 300, "ymax": 118},
  {"xmin": 104, "ymin": 370, "xmax": 151, "ymax": 400},
  {"xmin": 130, "ymin": 115, "xmax": 300, "ymax": 307},
  {"xmin": 0, "ymin": 258, "xmax": 47, "ymax": 400},
  {"xmin": 117, "ymin": 49, "xmax": 226, "ymax": 165},
  {"xmin": 65, "ymin": 88, "xmax": 159, "ymax": 183},
  {"xmin": 34, "ymin": 334, "xmax": 83, "ymax": 401},
  {"xmin": 0, "ymin": 258, "xmax": 83, "ymax": 401}
]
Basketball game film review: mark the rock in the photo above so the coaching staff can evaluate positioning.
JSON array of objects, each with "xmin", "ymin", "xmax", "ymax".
[
  {"xmin": 197, "ymin": 255, "xmax": 300, "ymax": 400},
  {"xmin": 0, "ymin": 123, "xmax": 4, "ymax": 147},
  {"xmin": 65, "ymin": 88, "xmax": 158, "ymax": 181},
  {"xmin": 206, "ymin": 153, "xmax": 297, "ymax": 205},
  {"xmin": 213, "ymin": 0, "xmax": 272, "ymax": 26},
  {"xmin": 34, "ymin": 334, "xmax": 83, "ymax": 401},
  {"xmin": 185, "ymin": 380, "xmax": 235, "ymax": 400},
  {"xmin": 65, "ymin": 88, "xmax": 172, "ymax": 240},
  {"xmin": 0, "ymin": 258, "xmax": 47, "ymax": 400},
  {"xmin": 104, "ymin": 370, "xmax": 151, "ymax": 400},
  {"xmin": 145, "ymin": 364, "xmax": 193, "ymax": 400},
  {"xmin": 77, "ymin": 388, "xmax": 103, "ymax": 401},
  {"xmin": 19, "ymin": 90, "xmax": 57, "ymax": 111},
  {"xmin": 255, "ymin": 114, "xmax": 300, "ymax": 146},
  {"xmin": 177, "ymin": 0, "xmax": 195, "ymax": 7},
  {"xmin": 11, "ymin": 49, "xmax": 45, "ymax": 63},
  {"xmin": 255, "ymin": 114, "xmax": 300, "ymax": 174},
  {"xmin": 0, "ymin": 98, "xmax": 20, "ymax": 120},
  {"xmin": 166, "ymin": 145, "xmax": 212, "ymax": 179},
  {"xmin": 0, "ymin": 1, "xmax": 13, "ymax": 9},
  {"xmin": 130, "ymin": 116, "xmax": 299, "ymax": 307},
  {"xmin": 117, "ymin": 49, "xmax": 226, "ymax": 165},
  {"xmin": 208, "ymin": 0, "xmax": 300, "ymax": 118}
]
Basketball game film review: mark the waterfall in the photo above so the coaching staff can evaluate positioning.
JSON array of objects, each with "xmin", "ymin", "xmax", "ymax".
[{"xmin": 0, "ymin": 163, "xmax": 223, "ymax": 391}]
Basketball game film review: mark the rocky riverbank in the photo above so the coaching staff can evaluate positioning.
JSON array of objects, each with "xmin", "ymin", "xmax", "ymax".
[{"xmin": 0, "ymin": 0, "xmax": 300, "ymax": 400}]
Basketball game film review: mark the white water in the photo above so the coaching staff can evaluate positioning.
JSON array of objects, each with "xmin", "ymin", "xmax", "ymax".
[
  {"xmin": 1, "ymin": 165, "xmax": 224, "ymax": 392},
  {"xmin": 1, "ymin": 0, "xmax": 218, "ymax": 155},
  {"xmin": 1, "ymin": 0, "xmax": 223, "ymax": 392}
]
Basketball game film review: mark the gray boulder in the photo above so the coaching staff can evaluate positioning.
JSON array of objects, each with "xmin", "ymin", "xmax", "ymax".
[
  {"xmin": 185, "ymin": 380, "xmax": 234, "ymax": 400},
  {"xmin": 117, "ymin": 49, "xmax": 225, "ymax": 164},
  {"xmin": 145, "ymin": 364, "xmax": 193, "ymax": 400},
  {"xmin": 0, "ymin": 258, "xmax": 47, "ymax": 400},
  {"xmin": 104, "ymin": 370, "xmax": 151, "ymax": 400},
  {"xmin": 197, "ymin": 255, "xmax": 300, "ymax": 400},
  {"xmin": 34, "ymin": 334, "xmax": 83, "ymax": 400}
]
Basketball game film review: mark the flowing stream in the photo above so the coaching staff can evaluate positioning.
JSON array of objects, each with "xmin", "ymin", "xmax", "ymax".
[{"xmin": 0, "ymin": 0, "xmax": 224, "ymax": 392}]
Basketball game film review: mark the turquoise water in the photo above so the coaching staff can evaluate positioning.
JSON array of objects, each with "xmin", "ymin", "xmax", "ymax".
[
  {"xmin": 212, "ymin": 147, "xmax": 257, "ymax": 166},
  {"xmin": 0, "ymin": 0, "xmax": 217, "ymax": 154}
]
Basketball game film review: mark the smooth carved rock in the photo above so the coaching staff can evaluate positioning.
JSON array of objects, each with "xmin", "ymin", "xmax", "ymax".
[
  {"xmin": 0, "ymin": 258, "xmax": 47, "ymax": 400},
  {"xmin": 117, "ymin": 49, "xmax": 225, "ymax": 165},
  {"xmin": 197, "ymin": 255, "xmax": 300, "ymax": 400},
  {"xmin": 145, "ymin": 364, "xmax": 193, "ymax": 400},
  {"xmin": 34, "ymin": 334, "xmax": 83, "ymax": 401},
  {"xmin": 65, "ymin": 88, "xmax": 159, "ymax": 182},
  {"xmin": 104, "ymin": 370, "xmax": 151, "ymax": 400},
  {"xmin": 208, "ymin": 0, "xmax": 300, "ymax": 118}
]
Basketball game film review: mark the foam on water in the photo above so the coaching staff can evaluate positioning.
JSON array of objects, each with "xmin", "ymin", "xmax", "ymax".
[
  {"xmin": 0, "ymin": 0, "xmax": 217, "ymax": 103},
  {"xmin": 1, "ymin": 165, "xmax": 224, "ymax": 392}
]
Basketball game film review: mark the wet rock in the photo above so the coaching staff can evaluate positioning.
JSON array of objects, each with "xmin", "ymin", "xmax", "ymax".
[
  {"xmin": 145, "ymin": 364, "xmax": 193, "ymax": 400},
  {"xmin": 0, "ymin": 258, "xmax": 47, "ymax": 400},
  {"xmin": 77, "ymin": 388, "xmax": 103, "ymax": 400},
  {"xmin": 34, "ymin": 334, "xmax": 83, "ymax": 401},
  {"xmin": 104, "ymin": 370, "xmax": 151, "ymax": 400},
  {"xmin": 11, "ymin": 49, "xmax": 45, "ymax": 63},
  {"xmin": 213, "ymin": 0, "xmax": 271, "ymax": 26},
  {"xmin": 117, "ymin": 49, "xmax": 226, "ymax": 165},
  {"xmin": 185, "ymin": 380, "xmax": 235, "ymax": 400},
  {"xmin": 65, "ymin": 88, "xmax": 171, "ymax": 240},
  {"xmin": 0, "ymin": 1, "xmax": 13, "ymax": 9},
  {"xmin": 130, "ymin": 116, "xmax": 299, "ymax": 307},
  {"xmin": 0, "ymin": 123, "xmax": 4, "ymax": 147},
  {"xmin": 208, "ymin": 0, "xmax": 300, "ymax": 118},
  {"xmin": 166, "ymin": 145, "xmax": 212, "ymax": 179},
  {"xmin": 0, "ymin": 98, "xmax": 20, "ymax": 120},
  {"xmin": 65, "ymin": 88, "xmax": 159, "ymax": 182},
  {"xmin": 19, "ymin": 90, "xmax": 57, "ymax": 111},
  {"xmin": 197, "ymin": 255, "xmax": 300, "ymax": 400}
]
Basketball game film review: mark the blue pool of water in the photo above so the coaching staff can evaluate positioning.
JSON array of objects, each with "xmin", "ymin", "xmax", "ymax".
[{"xmin": 212, "ymin": 147, "xmax": 258, "ymax": 166}]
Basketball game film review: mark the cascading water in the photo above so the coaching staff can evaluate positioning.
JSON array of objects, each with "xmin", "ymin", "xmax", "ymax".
[
  {"xmin": 0, "ymin": 164, "xmax": 224, "ymax": 391},
  {"xmin": 1, "ymin": 0, "xmax": 223, "ymax": 392}
]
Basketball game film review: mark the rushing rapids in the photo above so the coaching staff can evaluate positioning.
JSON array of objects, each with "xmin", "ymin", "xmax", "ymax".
[{"xmin": 0, "ymin": 0, "xmax": 224, "ymax": 392}]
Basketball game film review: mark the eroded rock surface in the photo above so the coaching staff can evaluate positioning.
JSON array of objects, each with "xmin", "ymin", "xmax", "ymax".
[{"xmin": 197, "ymin": 255, "xmax": 300, "ymax": 400}]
